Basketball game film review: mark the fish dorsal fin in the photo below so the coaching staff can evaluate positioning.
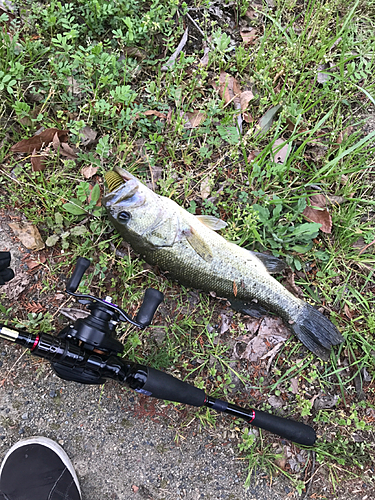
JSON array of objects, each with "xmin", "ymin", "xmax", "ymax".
[
  {"xmin": 186, "ymin": 227, "xmax": 213, "ymax": 262},
  {"xmin": 247, "ymin": 250, "xmax": 286, "ymax": 273},
  {"xmin": 195, "ymin": 215, "xmax": 227, "ymax": 231}
]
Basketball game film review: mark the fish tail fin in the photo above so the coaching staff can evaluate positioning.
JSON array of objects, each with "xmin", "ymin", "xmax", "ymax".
[{"xmin": 290, "ymin": 303, "xmax": 344, "ymax": 360}]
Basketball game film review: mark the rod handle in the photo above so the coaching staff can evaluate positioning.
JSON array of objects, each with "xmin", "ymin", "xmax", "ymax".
[
  {"xmin": 141, "ymin": 367, "xmax": 206, "ymax": 406},
  {"xmin": 252, "ymin": 409, "xmax": 316, "ymax": 446}
]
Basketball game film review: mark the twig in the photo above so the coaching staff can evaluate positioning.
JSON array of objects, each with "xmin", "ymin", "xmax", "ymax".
[
  {"xmin": 300, "ymin": 451, "xmax": 316, "ymax": 500},
  {"xmin": 185, "ymin": 12, "xmax": 214, "ymax": 51},
  {"xmin": 358, "ymin": 237, "xmax": 375, "ymax": 255},
  {"xmin": 0, "ymin": 350, "xmax": 27, "ymax": 386},
  {"xmin": 161, "ymin": 27, "xmax": 189, "ymax": 71}
]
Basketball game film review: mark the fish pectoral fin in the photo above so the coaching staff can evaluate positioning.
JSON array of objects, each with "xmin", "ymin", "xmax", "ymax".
[
  {"xmin": 146, "ymin": 217, "xmax": 179, "ymax": 247},
  {"xmin": 247, "ymin": 250, "xmax": 287, "ymax": 274},
  {"xmin": 186, "ymin": 227, "xmax": 213, "ymax": 262},
  {"xmin": 229, "ymin": 298, "xmax": 269, "ymax": 319},
  {"xmin": 195, "ymin": 215, "xmax": 227, "ymax": 231}
]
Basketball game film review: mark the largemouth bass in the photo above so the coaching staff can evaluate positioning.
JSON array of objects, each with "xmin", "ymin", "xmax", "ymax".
[{"xmin": 103, "ymin": 167, "xmax": 343, "ymax": 359}]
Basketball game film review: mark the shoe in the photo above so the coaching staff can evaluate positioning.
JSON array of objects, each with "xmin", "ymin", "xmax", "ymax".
[{"xmin": 0, "ymin": 436, "xmax": 81, "ymax": 500}]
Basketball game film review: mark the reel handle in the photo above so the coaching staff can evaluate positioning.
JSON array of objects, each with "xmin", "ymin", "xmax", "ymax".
[
  {"xmin": 136, "ymin": 288, "xmax": 164, "ymax": 327},
  {"xmin": 66, "ymin": 257, "xmax": 91, "ymax": 293}
]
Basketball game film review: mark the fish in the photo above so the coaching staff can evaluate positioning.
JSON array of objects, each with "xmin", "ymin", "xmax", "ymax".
[{"xmin": 103, "ymin": 166, "xmax": 344, "ymax": 360}]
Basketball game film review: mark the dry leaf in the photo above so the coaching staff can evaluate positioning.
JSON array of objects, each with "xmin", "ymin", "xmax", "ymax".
[
  {"xmin": 302, "ymin": 194, "xmax": 332, "ymax": 234},
  {"xmin": 235, "ymin": 317, "xmax": 289, "ymax": 362},
  {"xmin": 240, "ymin": 90, "xmax": 254, "ymax": 123},
  {"xmin": 219, "ymin": 313, "xmax": 231, "ymax": 335},
  {"xmin": 336, "ymin": 126, "xmax": 354, "ymax": 144},
  {"xmin": 344, "ymin": 303, "xmax": 354, "ymax": 319},
  {"xmin": 11, "ymin": 128, "xmax": 69, "ymax": 153},
  {"xmin": 9, "ymin": 222, "xmax": 45, "ymax": 250},
  {"xmin": 121, "ymin": 47, "xmax": 146, "ymax": 59},
  {"xmin": 317, "ymin": 63, "xmax": 331, "ymax": 83},
  {"xmin": 60, "ymin": 142, "xmax": 77, "ymax": 159},
  {"xmin": 240, "ymin": 27, "xmax": 257, "ymax": 44},
  {"xmin": 31, "ymin": 148, "xmax": 47, "ymax": 172},
  {"xmin": 200, "ymin": 46, "xmax": 210, "ymax": 66},
  {"xmin": 144, "ymin": 110, "xmax": 167, "ymax": 119},
  {"xmin": 1, "ymin": 271, "xmax": 32, "ymax": 300},
  {"xmin": 245, "ymin": 8, "xmax": 257, "ymax": 19},
  {"xmin": 161, "ymin": 27, "xmax": 189, "ymax": 71},
  {"xmin": 255, "ymin": 105, "xmax": 282, "ymax": 136},
  {"xmin": 248, "ymin": 150, "xmax": 261, "ymax": 161},
  {"xmin": 79, "ymin": 125, "xmax": 97, "ymax": 146},
  {"xmin": 81, "ymin": 165, "xmax": 99, "ymax": 179},
  {"xmin": 185, "ymin": 110, "xmax": 206, "ymax": 128},
  {"xmin": 52, "ymin": 131, "xmax": 60, "ymax": 151},
  {"xmin": 271, "ymin": 138, "xmax": 291, "ymax": 164},
  {"xmin": 218, "ymin": 72, "xmax": 241, "ymax": 107},
  {"xmin": 200, "ymin": 177, "xmax": 211, "ymax": 199},
  {"xmin": 24, "ymin": 259, "xmax": 42, "ymax": 270}
]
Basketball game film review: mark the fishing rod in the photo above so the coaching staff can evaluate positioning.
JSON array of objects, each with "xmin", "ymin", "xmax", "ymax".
[{"xmin": 0, "ymin": 256, "xmax": 316, "ymax": 446}]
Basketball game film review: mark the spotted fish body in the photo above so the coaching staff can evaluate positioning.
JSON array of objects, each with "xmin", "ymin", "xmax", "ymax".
[{"xmin": 103, "ymin": 167, "xmax": 343, "ymax": 359}]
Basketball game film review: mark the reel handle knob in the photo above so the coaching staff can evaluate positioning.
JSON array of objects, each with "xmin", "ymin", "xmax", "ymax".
[
  {"xmin": 136, "ymin": 288, "xmax": 164, "ymax": 327},
  {"xmin": 66, "ymin": 257, "xmax": 91, "ymax": 293}
]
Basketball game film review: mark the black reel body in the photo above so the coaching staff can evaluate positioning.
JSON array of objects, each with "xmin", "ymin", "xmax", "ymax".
[{"xmin": 52, "ymin": 257, "xmax": 164, "ymax": 384}]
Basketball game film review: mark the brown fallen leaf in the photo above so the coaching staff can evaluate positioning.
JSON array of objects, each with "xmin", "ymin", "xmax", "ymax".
[
  {"xmin": 240, "ymin": 90, "xmax": 254, "ymax": 123},
  {"xmin": 240, "ymin": 27, "xmax": 257, "ymax": 45},
  {"xmin": 79, "ymin": 125, "xmax": 97, "ymax": 146},
  {"xmin": 234, "ymin": 316, "xmax": 289, "ymax": 362},
  {"xmin": 11, "ymin": 128, "xmax": 69, "ymax": 153},
  {"xmin": 59, "ymin": 142, "xmax": 77, "ymax": 159},
  {"xmin": 344, "ymin": 303, "xmax": 354, "ymax": 319},
  {"xmin": 218, "ymin": 71, "xmax": 241, "ymax": 107},
  {"xmin": 121, "ymin": 47, "xmax": 147, "ymax": 60},
  {"xmin": 200, "ymin": 176, "xmax": 211, "ymax": 199},
  {"xmin": 336, "ymin": 126, "xmax": 354, "ymax": 144},
  {"xmin": 31, "ymin": 148, "xmax": 47, "ymax": 172},
  {"xmin": 144, "ymin": 110, "xmax": 167, "ymax": 119},
  {"xmin": 81, "ymin": 165, "xmax": 99, "ymax": 179},
  {"xmin": 248, "ymin": 150, "xmax": 261, "ymax": 161},
  {"xmin": 184, "ymin": 110, "xmax": 206, "ymax": 128},
  {"xmin": 24, "ymin": 258, "xmax": 42, "ymax": 270},
  {"xmin": 9, "ymin": 222, "xmax": 45, "ymax": 250},
  {"xmin": 271, "ymin": 138, "xmax": 291, "ymax": 164},
  {"xmin": 1, "ymin": 271, "xmax": 32, "ymax": 300},
  {"xmin": 302, "ymin": 194, "xmax": 332, "ymax": 234},
  {"xmin": 285, "ymin": 117, "xmax": 308, "ymax": 134},
  {"xmin": 200, "ymin": 36, "xmax": 211, "ymax": 67}
]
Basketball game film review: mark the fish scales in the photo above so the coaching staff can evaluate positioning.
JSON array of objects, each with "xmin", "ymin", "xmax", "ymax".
[{"xmin": 103, "ymin": 167, "xmax": 344, "ymax": 359}]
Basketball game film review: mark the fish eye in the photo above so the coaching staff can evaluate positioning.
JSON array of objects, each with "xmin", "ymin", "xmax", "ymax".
[{"xmin": 118, "ymin": 211, "xmax": 131, "ymax": 222}]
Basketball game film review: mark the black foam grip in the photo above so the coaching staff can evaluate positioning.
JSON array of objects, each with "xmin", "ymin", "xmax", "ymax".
[
  {"xmin": 136, "ymin": 288, "xmax": 164, "ymax": 327},
  {"xmin": 66, "ymin": 257, "xmax": 91, "ymax": 292},
  {"xmin": 142, "ymin": 367, "xmax": 206, "ymax": 406},
  {"xmin": 252, "ymin": 410, "xmax": 316, "ymax": 446}
]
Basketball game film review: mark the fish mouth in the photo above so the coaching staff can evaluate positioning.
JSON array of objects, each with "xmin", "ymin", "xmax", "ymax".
[{"xmin": 104, "ymin": 166, "xmax": 136, "ymax": 193}]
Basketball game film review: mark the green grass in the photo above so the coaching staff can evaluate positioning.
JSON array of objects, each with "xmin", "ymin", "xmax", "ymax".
[{"xmin": 1, "ymin": 0, "xmax": 375, "ymax": 496}]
